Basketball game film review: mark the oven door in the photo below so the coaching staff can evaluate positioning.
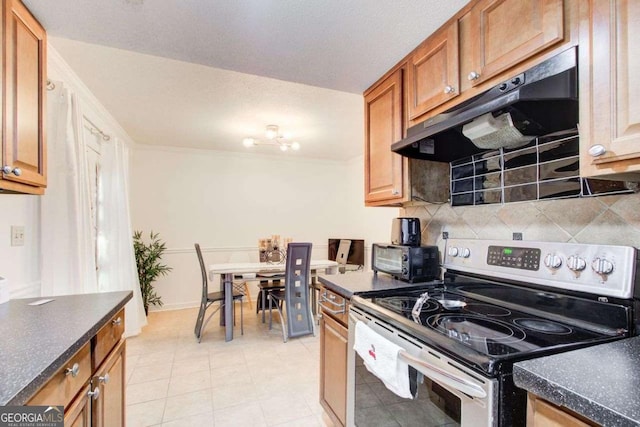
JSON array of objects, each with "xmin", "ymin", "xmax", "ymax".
[
  {"xmin": 371, "ymin": 244, "xmax": 404, "ymax": 276},
  {"xmin": 347, "ymin": 307, "xmax": 498, "ymax": 427}
]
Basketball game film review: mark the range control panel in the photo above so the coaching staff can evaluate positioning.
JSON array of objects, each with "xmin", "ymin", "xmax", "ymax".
[
  {"xmin": 444, "ymin": 239, "xmax": 638, "ymax": 299},
  {"xmin": 487, "ymin": 246, "xmax": 541, "ymax": 270}
]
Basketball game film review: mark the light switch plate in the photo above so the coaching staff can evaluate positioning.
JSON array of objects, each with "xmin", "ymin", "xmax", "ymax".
[{"xmin": 11, "ymin": 226, "xmax": 24, "ymax": 246}]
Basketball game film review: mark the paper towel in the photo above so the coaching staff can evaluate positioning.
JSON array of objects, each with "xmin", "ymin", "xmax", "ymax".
[{"xmin": 462, "ymin": 112, "xmax": 533, "ymax": 149}]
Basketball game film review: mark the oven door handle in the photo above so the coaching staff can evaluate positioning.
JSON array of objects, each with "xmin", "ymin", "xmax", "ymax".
[{"xmin": 399, "ymin": 350, "xmax": 487, "ymax": 399}]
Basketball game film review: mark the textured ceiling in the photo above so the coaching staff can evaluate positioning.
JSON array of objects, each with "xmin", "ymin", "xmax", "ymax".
[{"xmin": 25, "ymin": 0, "xmax": 469, "ymax": 160}]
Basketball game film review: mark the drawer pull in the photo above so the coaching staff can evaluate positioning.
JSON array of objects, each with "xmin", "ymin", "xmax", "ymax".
[
  {"xmin": 112, "ymin": 317, "xmax": 122, "ymax": 326},
  {"xmin": 319, "ymin": 294, "xmax": 345, "ymax": 315},
  {"xmin": 98, "ymin": 374, "xmax": 110, "ymax": 384},
  {"xmin": 87, "ymin": 387, "xmax": 100, "ymax": 400},
  {"xmin": 65, "ymin": 363, "xmax": 80, "ymax": 378}
]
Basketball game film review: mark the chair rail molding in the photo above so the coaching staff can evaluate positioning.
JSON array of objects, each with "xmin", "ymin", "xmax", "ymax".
[{"xmin": 164, "ymin": 244, "xmax": 330, "ymax": 255}]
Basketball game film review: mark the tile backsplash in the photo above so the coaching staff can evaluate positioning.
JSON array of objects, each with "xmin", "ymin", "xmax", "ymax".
[
  {"xmin": 449, "ymin": 130, "xmax": 633, "ymax": 206},
  {"xmin": 402, "ymin": 192, "xmax": 640, "ymax": 249}
]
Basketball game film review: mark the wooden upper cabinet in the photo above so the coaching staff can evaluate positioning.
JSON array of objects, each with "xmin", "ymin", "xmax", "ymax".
[
  {"xmin": 407, "ymin": 21, "xmax": 460, "ymax": 121},
  {"xmin": 1, "ymin": 0, "xmax": 47, "ymax": 194},
  {"xmin": 364, "ymin": 68, "xmax": 405, "ymax": 205},
  {"xmin": 467, "ymin": 0, "xmax": 564, "ymax": 86},
  {"xmin": 580, "ymin": 0, "xmax": 640, "ymax": 179}
]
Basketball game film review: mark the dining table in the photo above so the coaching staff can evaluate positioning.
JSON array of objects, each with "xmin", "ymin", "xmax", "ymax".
[{"xmin": 209, "ymin": 259, "xmax": 339, "ymax": 341}]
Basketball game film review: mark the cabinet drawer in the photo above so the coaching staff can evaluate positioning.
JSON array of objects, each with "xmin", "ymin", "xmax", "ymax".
[
  {"xmin": 93, "ymin": 309, "xmax": 125, "ymax": 370},
  {"xmin": 28, "ymin": 342, "xmax": 91, "ymax": 407},
  {"xmin": 319, "ymin": 288, "xmax": 349, "ymax": 325}
]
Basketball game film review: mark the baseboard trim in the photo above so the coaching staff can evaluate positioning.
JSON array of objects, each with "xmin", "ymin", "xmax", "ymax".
[{"xmin": 147, "ymin": 301, "xmax": 199, "ymax": 312}]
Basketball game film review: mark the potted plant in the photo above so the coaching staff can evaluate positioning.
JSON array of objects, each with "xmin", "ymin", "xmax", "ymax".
[{"xmin": 133, "ymin": 230, "xmax": 172, "ymax": 315}]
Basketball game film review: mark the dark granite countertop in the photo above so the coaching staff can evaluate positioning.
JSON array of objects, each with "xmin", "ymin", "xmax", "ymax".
[
  {"xmin": 318, "ymin": 272, "xmax": 440, "ymax": 298},
  {"xmin": 514, "ymin": 336, "xmax": 640, "ymax": 426},
  {"xmin": 0, "ymin": 291, "xmax": 132, "ymax": 406}
]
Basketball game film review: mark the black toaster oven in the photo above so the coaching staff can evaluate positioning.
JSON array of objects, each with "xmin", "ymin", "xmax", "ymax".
[{"xmin": 371, "ymin": 244, "xmax": 439, "ymax": 283}]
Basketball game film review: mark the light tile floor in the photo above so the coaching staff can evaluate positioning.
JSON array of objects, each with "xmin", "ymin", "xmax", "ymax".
[{"xmin": 125, "ymin": 305, "xmax": 333, "ymax": 427}]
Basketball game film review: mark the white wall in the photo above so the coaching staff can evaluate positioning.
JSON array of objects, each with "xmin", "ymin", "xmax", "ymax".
[
  {"xmin": 0, "ymin": 43, "xmax": 398, "ymax": 311},
  {"xmin": 130, "ymin": 147, "xmax": 398, "ymax": 311},
  {"xmin": 0, "ymin": 195, "xmax": 41, "ymax": 298},
  {"xmin": 0, "ymin": 45, "xmax": 139, "ymax": 300}
]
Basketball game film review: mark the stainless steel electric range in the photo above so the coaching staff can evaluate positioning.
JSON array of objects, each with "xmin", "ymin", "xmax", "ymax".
[{"xmin": 347, "ymin": 238, "xmax": 639, "ymax": 427}]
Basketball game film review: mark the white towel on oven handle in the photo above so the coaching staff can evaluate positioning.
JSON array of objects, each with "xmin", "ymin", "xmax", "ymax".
[{"xmin": 353, "ymin": 321, "xmax": 413, "ymax": 399}]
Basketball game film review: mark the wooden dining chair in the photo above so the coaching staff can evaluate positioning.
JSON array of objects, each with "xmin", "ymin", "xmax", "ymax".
[
  {"xmin": 194, "ymin": 243, "xmax": 244, "ymax": 342},
  {"xmin": 267, "ymin": 242, "xmax": 313, "ymax": 342}
]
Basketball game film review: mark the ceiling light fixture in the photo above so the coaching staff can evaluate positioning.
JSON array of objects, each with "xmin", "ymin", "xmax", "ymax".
[{"xmin": 242, "ymin": 125, "xmax": 300, "ymax": 151}]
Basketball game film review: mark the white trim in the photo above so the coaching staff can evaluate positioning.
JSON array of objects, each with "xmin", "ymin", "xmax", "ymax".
[
  {"xmin": 132, "ymin": 142, "xmax": 345, "ymax": 165},
  {"xmin": 164, "ymin": 244, "xmax": 330, "ymax": 255},
  {"xmin": 148, "ymin": 301, "xmax": 200, "ymax": 312}
]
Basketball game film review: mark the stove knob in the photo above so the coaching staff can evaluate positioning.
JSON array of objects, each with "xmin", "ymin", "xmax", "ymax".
[
  {"xmin": 448, "ymin": 247, "xmax": 459, "ymax": 257},
  {"xmin": 402, "ymin": 267, "xmax": 409, "ymax": 275},
  {"xmin": 544, "ymin": 253, "xmax": 562, "ymax": 269},
  {"xmin": 592, "ymin": 258, "xmax": 614, "ymax": 275},
  {"xmin": 402, "ymin": 253, "xmax": 408, "ymax": 262},
  {"xmin": 567, "ymin": 255, "xmax": 586, "ymax": 272},
  {"xmin": 461, "ymin": 248, "xmax": 471, "ymax": 258}
]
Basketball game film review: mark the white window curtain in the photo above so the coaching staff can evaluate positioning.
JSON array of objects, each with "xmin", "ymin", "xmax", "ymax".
[
  {"xmin": 41, "ymin": 84, "xmax": 98, "ymax": 295},
  {"xmin": 41, "ymin": 82, "xmax": 147, "ymax": 336},
  {"xmin": 98, "ymin": 138, "xmax": 147, "ymax": 336}
]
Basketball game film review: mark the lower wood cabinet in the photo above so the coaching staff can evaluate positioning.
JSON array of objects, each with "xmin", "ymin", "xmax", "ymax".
[
  {"xmin": 319, "ymin": 287, "xmax": 349, "ymax": 426},
  {"xmin": 92, "ymin": 339, "xmax": 125, "ymax": 427},
  {"xmin": 27, "ymin": 309, "xmax": 126, "ymax": 427},
  {"xmin": 64, "ymin": 385, "xmax": 91, "ymax": 427},
  {"xmin": 527, "ymin": 393, "xmax": 596, "ymax": 427}
]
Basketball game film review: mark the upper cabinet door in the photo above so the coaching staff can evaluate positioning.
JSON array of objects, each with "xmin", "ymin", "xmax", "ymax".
[
  {"xmin": 364, "ymin": 68, "xmax": 405, "ymax": 205},
  {"xmin": 580, "ymin": 0, "xmax": 640, "ymax": 179},
  {"xmin": 467, "ymin": 0, "xmax": 564, "ymax": 86},
  {"xmin": 407, "ymin": 21, "xmax": 460, "ymax": 122},
  {"xmin": 2, "ymin": 0, "xmax": 47, "ymax": 190}
]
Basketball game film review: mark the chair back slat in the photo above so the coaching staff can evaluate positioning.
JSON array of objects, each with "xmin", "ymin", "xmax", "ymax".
[
  {"xmin": 284, "ymin": 242, "xmax": 313, "ymax": 339},
  {"xmin": 194, "ymin": 243, "xmax": 209, "ymax": 297}
]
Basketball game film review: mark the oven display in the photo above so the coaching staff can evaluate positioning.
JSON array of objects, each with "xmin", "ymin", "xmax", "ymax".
[{"xmin": 487, "ymin": 245, "xmax": 541, "ymax": 270}]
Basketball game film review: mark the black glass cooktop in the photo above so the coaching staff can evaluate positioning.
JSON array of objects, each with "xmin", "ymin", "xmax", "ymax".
[
  {"xmin": 353, "ymin": 275, "xmax": 631, "ymax": 375},
  {"xmin": 374, "ymin": 289, "xmax": 607, "ymax": 357}
]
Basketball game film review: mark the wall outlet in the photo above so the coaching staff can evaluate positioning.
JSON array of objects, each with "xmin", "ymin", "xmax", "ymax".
[{"xmin": 11, "ymin": 226, "xmax": 24, "ymax": 246}]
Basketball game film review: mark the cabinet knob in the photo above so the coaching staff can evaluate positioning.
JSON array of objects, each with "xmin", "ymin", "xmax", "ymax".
[
  {"xmin": 65, "ymin": 363, "xmax": 80, "ymax": 378},
  {"xmin": 88, "ymin": 387, "xmax": 100, "ymax": 400},
  {"xmin": 112, "ymin": 317, "xmax": 122, "ymax": 326},
  {"xmin": 98, "ymin": 374, "xmax": 110, "ymax": 384},
  {"xmin": 468, "ymin": 71, "xmax": 481, "ymax": 81},
  {"xmin": 2, "ymin": 166, "xmax": 21, "ymax": 176},
  {"xmin": 588, "ymin": 145, "xmax": 607, "ymax": 157},
  {"xmin": 391, "ymin": 188, "xmax": 399, "ymax": 195},
  {"xmin": 444, "ymin": 85, "xmax": 456, "ymax": 94}
]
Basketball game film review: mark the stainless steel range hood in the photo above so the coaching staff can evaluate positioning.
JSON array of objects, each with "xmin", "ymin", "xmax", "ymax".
[{"xmin": 392, "ymin": 48, "xmax": 579, "ymax": 162}]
